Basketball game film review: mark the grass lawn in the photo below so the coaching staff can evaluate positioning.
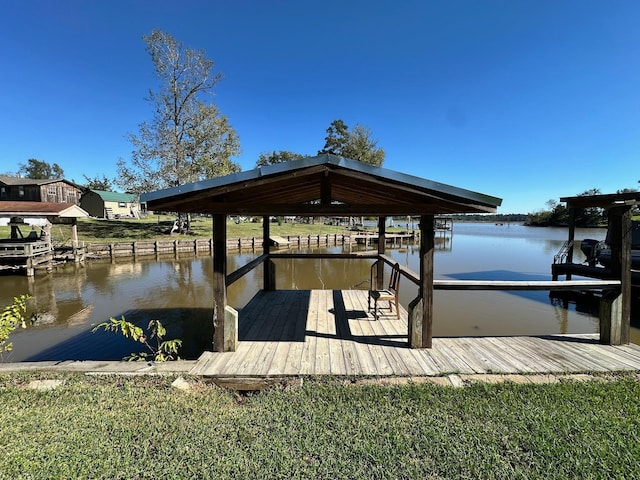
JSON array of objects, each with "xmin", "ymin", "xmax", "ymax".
[
  {"xmin": 0, "ymin": 373, "xmax": 639, "ymax": 479},
  {"xmin": 0, "ymin": 216, "xmax": 376, "ymax": 244}
]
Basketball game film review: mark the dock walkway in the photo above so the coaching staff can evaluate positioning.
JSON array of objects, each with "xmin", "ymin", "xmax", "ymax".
[{"xmin": 191, "ymin": 289, "xmax": 640, "ymax": 377}]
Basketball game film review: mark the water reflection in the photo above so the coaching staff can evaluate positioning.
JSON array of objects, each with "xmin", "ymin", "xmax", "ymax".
[{"xmin": 1, "ymin": 223, "xmax": 638, "ymax": 362}]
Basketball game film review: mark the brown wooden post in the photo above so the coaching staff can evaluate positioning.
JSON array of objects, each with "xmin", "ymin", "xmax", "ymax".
[
  {"xmin": 410, "ymin": 214, "xmax": 434, "ymax": 348},
  {"xmin": 566, "ymin": 208, "xmax": 575, "ymax": 279},
  {"xmin": 408, "ymin": 296, "xmax": 423, "ymax": 347},
  {"xmin": 263, "ymin": 216, "xmax": 274, "ymax": 290},
  {"xmin": 212, "ymin": 214, "xmax": 230, "ymax": 351},
  {"xmin": 603, "ymin": 206, "xmax": 632, "ymax": 344},
  {"xmin": 377, "ymin": 217, "xmax": 386, "ymax": 289},
  {"xmin": 71, "ymin": 219, "xmax": 79, "ymax": 248}
]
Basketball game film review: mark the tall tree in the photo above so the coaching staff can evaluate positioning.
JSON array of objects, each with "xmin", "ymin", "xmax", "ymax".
[
  {"xmin": 116, "ymin": 30, "xmax": 240, "ymax": 195},
  {"xmin": 83, "ymin": 174, "xmax": 113, "ymax": 191},
  {"xmin": 318, "ymin": 119, "xmax": 385, "ymax": 167},
  {"xmin": 318, "ymin": 119, "xmax": 349, "ymax": 156},
  {"xmin": 256, "ymin": 150, "xmax": 306, "ymax": 167},
  {"xmin": 183, "ymin": 103, "xmax": 241, "ymax": 180},
  {"xmin": 19, "ymin": 159, "xmax": 64, "ymax": 179},
  {"xmin": 342, "ymin": 124, "xmax": 385, "ymax": 167}
]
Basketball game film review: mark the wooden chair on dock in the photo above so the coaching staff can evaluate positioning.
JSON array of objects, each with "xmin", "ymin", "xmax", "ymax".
[{"xmin": 368, "ymin": 262, "xmax": 401, "ymax": 319}]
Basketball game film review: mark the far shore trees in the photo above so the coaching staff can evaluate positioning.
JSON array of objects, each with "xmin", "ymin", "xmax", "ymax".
[
  {"xmin": 255, "ymin": 119, "xmax": 385, "ymax": 168},
  {"xmin": 19, "ymin": 159, "xmax": 64, "ymax": 180},
  {"xmin": 256, "ymin": 150, "xmax": 306, "ymax": 167},
  {"xmin": 526, "ymin": 188, "xmax": 606, "ymax": 227},
  {"xmin": 116, "ymin": 30, "xmax": 240, "ymax": 231},
  {"xmin": 318, "ymin": 119, "xmax": 385, "ymax": 167},
  {"xmin": 83, "ymin": 174, "xmax": 113, "ymax": 191}
]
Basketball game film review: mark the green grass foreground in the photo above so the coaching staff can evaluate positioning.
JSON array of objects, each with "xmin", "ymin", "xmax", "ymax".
[{"xmin": 1, "ymin": 374, "xmax": 639, "ymax": 479}]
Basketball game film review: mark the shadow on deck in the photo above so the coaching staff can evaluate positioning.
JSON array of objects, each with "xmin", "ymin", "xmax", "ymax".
[{"xmin": 191, "ymin": 290, "xmax": 640, "ymax": 378}]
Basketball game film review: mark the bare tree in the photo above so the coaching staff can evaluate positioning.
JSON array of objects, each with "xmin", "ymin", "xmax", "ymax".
[{"xmin": 116, "ymin": 30, "xmax": 240, "ymax": 194}]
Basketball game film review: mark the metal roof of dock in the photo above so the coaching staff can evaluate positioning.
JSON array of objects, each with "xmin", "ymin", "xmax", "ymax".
[
  {"xmin": 560, "ymin": 191, "xmax": 640, "ymax": 208},
  {"xmin": 141, "ymin": 154, "xmax": 502, "ymax": 216}
]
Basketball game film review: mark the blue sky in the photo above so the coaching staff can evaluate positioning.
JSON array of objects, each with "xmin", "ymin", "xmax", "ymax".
[{"xmin": 1, "ymin": 0, "xmax": 638, "ymax": 214}]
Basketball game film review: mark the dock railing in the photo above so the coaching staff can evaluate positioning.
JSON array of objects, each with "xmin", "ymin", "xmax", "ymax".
[
  {"xmin": 553, "ymin": 240, "xmax": 573, "ymax": 264},
  {"xmin": 0, "ymin": 240, "xmax": 51, "ymax": 258},
  {"xmin": 224, "ymin": 249, "xmax": 625, "ymax": 347},
  {"xmin": 375, "ymin": 253, "xmax": 624, "ymax": 346}
]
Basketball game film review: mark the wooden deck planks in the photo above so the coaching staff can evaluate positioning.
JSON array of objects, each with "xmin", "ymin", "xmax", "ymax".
[
  {"xmin": 279, "ymin": 291, "xmax": 310, "ymax": 375},
  {"xmin": 342, "ymin": 289, "xmax": 381, "ymax": 376},
  {"xmin": 190, "ymin": 289, "xmax": 640, "ymax": 378}
]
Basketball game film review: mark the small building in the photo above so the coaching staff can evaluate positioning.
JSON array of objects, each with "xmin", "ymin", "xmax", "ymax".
[
  {"xmin": 80, "ymin": 190, "xmax": 140, "ymax": 219},
  {"xmin": 0, "ymin": 176, "xmax": 83, "ymax": 204}
]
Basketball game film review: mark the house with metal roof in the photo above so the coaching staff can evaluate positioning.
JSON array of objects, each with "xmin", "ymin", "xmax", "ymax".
[{"xmin": 80, "ymin": 190, "xmax": 141, "ymax": 219}]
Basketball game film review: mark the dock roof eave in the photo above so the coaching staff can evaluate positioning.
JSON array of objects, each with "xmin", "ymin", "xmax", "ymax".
[
  {"xmin": 560, "ymin": 192, "xmax": 640, "ymax": 209},
  {"xmin": 141, "ymin": 154, "xmax": 502, "ymax": 216}
]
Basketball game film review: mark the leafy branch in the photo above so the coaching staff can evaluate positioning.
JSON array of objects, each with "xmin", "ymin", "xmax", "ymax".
[
  {"xmin": 92, "ymin": 316, "xmax": 182, "ymax": 362},
  {"xmin": 0, "ymin": 294, "xmax": 32, "ymax": 358}
]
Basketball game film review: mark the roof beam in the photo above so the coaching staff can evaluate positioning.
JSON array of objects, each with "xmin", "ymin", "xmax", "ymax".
[{"xmin": 175, "ymin": 202, "xmax": 497, "ymax": 216}]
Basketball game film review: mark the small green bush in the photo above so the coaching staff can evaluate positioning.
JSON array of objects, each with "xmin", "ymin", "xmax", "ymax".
[
  {"xmin": 92, "ymin": 316, "xmax": 182, "ymax": 361},
  {"xmin": 0, "ymin": 294, "xmax": 31, "ymax": 358}
]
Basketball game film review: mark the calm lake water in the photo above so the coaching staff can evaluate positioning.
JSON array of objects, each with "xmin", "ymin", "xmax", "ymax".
[{"xmin": 2, "ymin": 222, "xmax": 638, "ymax": 362}]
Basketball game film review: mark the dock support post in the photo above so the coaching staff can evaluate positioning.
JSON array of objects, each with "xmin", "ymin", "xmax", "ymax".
[
  {"xmin": 410, "ymin": 214, "xmax": 435, "ymax": 348},
  {"xmin": 212, "ymin": 214, "xmax": 229, "ymax": 351},
  {"xmin": 377, "ymin": 217, "xmax": 386, "ymax": 289},
  {"xmin": 223, "ymin": 305, "xmax": 238, "ymax": 351},
  {"xmin": 607, "ymin": 206, "xmax": 632, "ymax": 344},
  {"xmin": 600, "ymin": 290, "xmax": 623, "ymax": 345},
  {"xmin": 408, "ymin": 296, "xmax": 423, "ymax": 348},
  {"xmin": 263, "ymin": 216, "xmax": 274, "ymax": 291},
  {"xmin": 566, "ymin": 209, "xmax": 575, "ymax": 280}
]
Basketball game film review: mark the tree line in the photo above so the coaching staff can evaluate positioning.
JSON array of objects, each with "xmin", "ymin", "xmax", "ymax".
[{"xmin": 525, "ymin": 188, "xmax": 639, "ymax": 227}]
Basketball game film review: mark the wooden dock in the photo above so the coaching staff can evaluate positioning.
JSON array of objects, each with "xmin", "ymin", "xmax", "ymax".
[
  {"xmin": 351, "ymin": 232, "xmax": 415, "ymax": 246},
  {"xmin": 190, "ymin": 289, "xmax": 640, "ymax": 377},
  {"xmin": 269, "ymin": 235, "xmax": 290, "ymax": 248},
  {"xmin": 0, "ymin": 238, "xmax": 53, "ymax": 275}
]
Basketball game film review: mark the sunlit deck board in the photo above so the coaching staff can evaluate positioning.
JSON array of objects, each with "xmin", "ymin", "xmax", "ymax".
[
  {"xmin": 482, "ymin": 337, "xmax": 546, "ymax": 373},
  {"xmin": 513, "ymin": 335, "xmax": 602, "ymax": 372},
  {"xmin": 282, "ymin": 291, "xmax": 312, "ymax": 375},
  {"xmin": 189, "ymin": 290, "xmax": 640, "ymax": 377},
  {"xmin": 332, "ymin": 290, "xmax": 362, "ymax": 376},
  {"xmin": 608, "ymin": 343, "xmax": 640, "ymax": 366},
  {"xmin": 252, "ymin": 290, "xmax": 296, "ymax": 376},
  {"xmin": 352, "ymin": 301, "xmax": 395, "ymax": 375},
  {"xmin": 503, "ymin": 336, "xmax": 570, "ymax": 372},
  {"xmin": 429, "ymin": 338, "xmax": 477, "ymax": 374},
  {"xmin": 314, "ymin": 289, "xmax": 334, "ymax": 374},
  {"xmin": 325, "ymin": 291, "xmax": 349, "ymax": 375},
  {"xmin": 541, "ymin": 336, "xmax": 632, "ymax": 372},
  {"xmin": 300, "ymin": 289, "xmax": 320, "ymax": 375},
  {"xmin": 341, "ymin": 289, "xmax": 381, "ymax": 375}
]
